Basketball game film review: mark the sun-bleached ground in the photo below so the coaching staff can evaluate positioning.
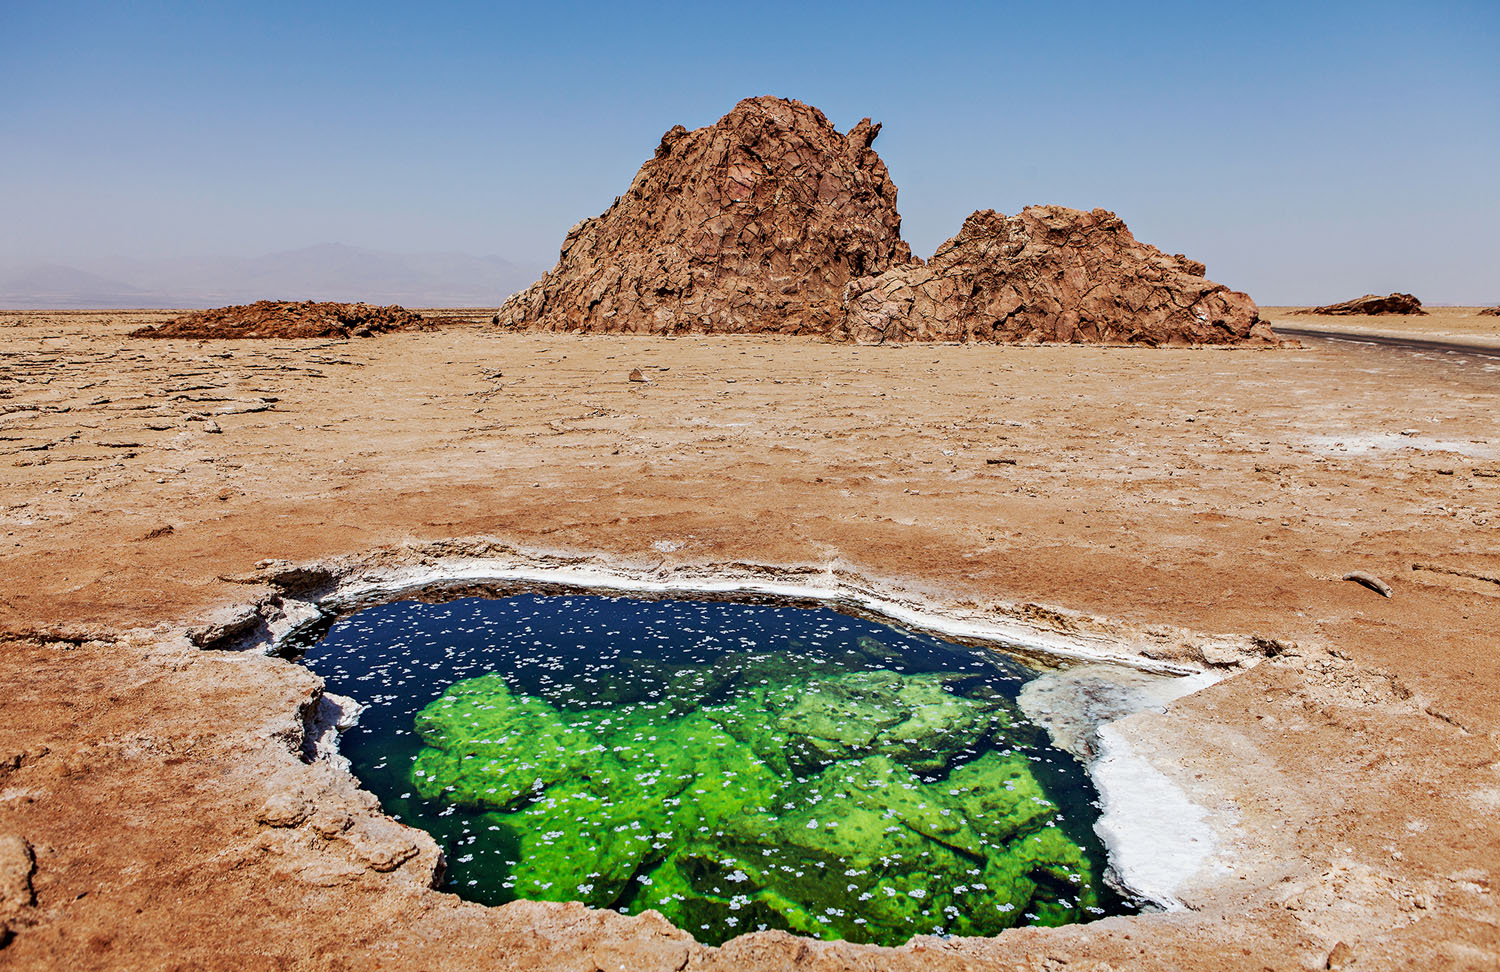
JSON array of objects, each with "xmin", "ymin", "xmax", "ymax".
[{"xmin": 0, "ymin": 310, "xmax": 1496, "ymax": 970}]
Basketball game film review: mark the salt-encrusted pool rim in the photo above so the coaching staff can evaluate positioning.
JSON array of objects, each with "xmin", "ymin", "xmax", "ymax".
[
  {"xmin": 307, "ymin": 556, "xmax": 1213, "ymax": 676},
  {"xmin": 220, "ymin": 547, "xmax": 1248, "ymax": 916}
]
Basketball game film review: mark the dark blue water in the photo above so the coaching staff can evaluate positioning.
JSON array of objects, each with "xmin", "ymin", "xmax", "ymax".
[{"xmin": 294, "ymin": 593, "xmax": 1128, "ymax": 944}]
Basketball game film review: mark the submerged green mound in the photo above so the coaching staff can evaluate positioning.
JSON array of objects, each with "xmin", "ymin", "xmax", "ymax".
[{"xmin": 411, "ymin": 657, "xmax": 1104, "ymax": 945}]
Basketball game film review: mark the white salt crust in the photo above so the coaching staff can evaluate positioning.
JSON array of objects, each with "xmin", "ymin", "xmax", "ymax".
[
  {"xmin": 325, "ymin": 558, "xmax": 1204, "ymax": 675},
  {"xmin": 1092, "ymin": 723, "xmax": 1219, "ymax": 909}
]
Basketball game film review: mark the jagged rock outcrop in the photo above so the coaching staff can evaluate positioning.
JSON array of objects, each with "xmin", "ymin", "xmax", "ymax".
[
  {"xmin": 131, "ymin": 300, "xmax": 433, "ymax": 339},
  {"xmin": 497, "ymin": 96, "xmax": 910, "ymax": 335},
  {"xmin": 500, "ymin": 98, "xmax": 1283, "ymax": 347},
  {"xmin": 1477, "ymin": 305, "xmax": 1499, "ymax": 317},
  {"xmin": 836, "ymin": 207, "xmax": 1280, "ymax": 346},
  {"xmin": 1294, "ymin": 293, "xmax": 1426, "ymax": 316}
]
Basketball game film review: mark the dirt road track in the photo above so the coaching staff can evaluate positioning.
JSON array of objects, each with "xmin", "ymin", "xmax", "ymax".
[{"xmin": 1274, "ymin": 326, "xmax": 1500, "ymax": 361}]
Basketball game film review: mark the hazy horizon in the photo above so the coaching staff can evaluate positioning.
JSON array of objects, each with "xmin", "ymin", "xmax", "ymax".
[
  {"xmin": 0, "ymin": 242, "xmax": 543, "ymax": 309},
  {"xmin": 3, "ymin": 1, "xmax": 1497, "ymax": 306}
]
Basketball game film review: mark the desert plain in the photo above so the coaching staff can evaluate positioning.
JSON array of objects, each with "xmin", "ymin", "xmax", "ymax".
[{"xmin": 0, "ymin": 306, "xmax": 1497, "ymax": 970}]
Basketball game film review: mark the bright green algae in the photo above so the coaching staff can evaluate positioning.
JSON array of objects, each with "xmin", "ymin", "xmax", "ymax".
[{"xmin": 410, "ymin": 655, "xmax": 1103, "ymax": 944}]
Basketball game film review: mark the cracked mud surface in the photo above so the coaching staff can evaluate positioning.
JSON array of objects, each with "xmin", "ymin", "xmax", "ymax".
[{"xmin": 1, "ymin": 309, "xmax": 1497, "ymax": 970}]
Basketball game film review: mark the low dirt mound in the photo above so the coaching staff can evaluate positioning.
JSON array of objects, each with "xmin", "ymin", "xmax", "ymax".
[
  {"xmin": 1294, "ymin": 293, "xmax": 1426, "ymax": 316},
  {"xmin": 837, "ymin": 207, "xmax": 1282, "ymax": 346},
  {"xmin": 131, "ymin": 300, "xmax": 432, "ymax": 339}
]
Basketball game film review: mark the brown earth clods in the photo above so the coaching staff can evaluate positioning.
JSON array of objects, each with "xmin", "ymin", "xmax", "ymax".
[
  {"xmin": 500, "ymin": 97, "xmax": 1278, "ymax": 347},
  {"xmin": 130, "ymin": 300, "xmax": 433, "ymax": 339},
  {"xmin": 498, "ymin": 97, "xmax": 910, "ymax": 336},
  {"xmin": 0, "ymin": 835, "xmax": 36, "ymax": 945},
  {"xmin": 1295, "ymin": 293, "xmax": 1427, "ymax": 316},
  {"xmin": 837, "ymin": 207, "xmax": 1281, "ymax": 346}
]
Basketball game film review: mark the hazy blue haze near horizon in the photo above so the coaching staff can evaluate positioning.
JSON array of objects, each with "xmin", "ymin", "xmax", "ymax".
[{"xmin": 2, "ymin": 0, "xmax": 1496, "ymax": 305}]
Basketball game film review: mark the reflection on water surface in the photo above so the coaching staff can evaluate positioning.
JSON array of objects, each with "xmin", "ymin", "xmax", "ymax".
[{"xmin": 301, "ymin": 593, "xmax": 1131, "ymax": 945}]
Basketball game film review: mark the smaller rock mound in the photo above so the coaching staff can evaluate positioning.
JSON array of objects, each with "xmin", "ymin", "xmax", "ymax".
[
  {"xmin": 1478, "ymin": 305, "xmax": 1500, "ymax": 317},
  {"xmin": 1294, "ymin": 293, "xmax": 1426, "ymax": 316},
  {"xmin": 131, "ymin": 300, "xmax": 432, "ymax": 339},
  {"xmin": 837, "ymin": 206, "xmax": 1280, "ymax": 346}
]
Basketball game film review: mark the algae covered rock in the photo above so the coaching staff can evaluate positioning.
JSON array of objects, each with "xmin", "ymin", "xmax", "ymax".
[
  {"xmin": 411, "ymin": 674, "xmax": 613, "ymax": 810},
  {"xmin": 706, "ymin": 669, "xmax": 1008, "ymax": 775},
  {"xmin": 407, "ymin": 653, "xmax": 1107, "ymax": 946}
]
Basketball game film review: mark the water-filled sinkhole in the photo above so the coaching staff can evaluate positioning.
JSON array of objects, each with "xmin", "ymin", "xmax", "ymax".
[{"xmin": 298, "ymin": 592, "xmax": 1134, "ymax": 945}]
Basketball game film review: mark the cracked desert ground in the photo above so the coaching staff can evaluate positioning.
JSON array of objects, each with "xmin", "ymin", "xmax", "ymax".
[{"xmin": 1, "ymin": 308, "xmax": 1498, "ymax": 971}]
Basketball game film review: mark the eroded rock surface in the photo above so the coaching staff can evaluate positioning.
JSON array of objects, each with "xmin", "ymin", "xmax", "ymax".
[
  {"xmin": 837, "ymin": 207, "xmax": 1281, "ymax": 346},
  {"xmin": 497, "ymin": 96, "xmax": 910, "ymax": 335},
  {"xmin": 1295, "ymin": 293, "xmax": 1426, "ymax": 316},
  {"xmin": 499, "ymin": 98, "xmax": 1283, "ymax": 346},
  {"xmin": 131, "ymin": 300, "xmax": 432, "ymax": 339},
  {"xmin": 1478, "ymin": 305, "xmax": 1500, "ymax": 317}
]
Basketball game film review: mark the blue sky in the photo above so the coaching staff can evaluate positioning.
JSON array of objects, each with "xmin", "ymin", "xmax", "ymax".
[{"xmin": 2, "ymin": 0, "xmax": 1497, "ymax": 303}]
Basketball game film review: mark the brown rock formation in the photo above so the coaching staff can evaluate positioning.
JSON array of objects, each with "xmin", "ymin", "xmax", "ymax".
[
  {"xmin": 1294, "ymin": 293, "xmax": 1426, "ymax": 316},
  {"xmin": 836, "ymin": 207, "xmax": 1280, "ymax": 346},
  {"xmin": 131, "ymin": 300, "xmax": 433, "ymax": 339},
  {"xmin": 498, "ymin": 96, "xmax": 910, "ymax": 335},
  {"xmin": 501, "ymin": 97, "xmax": 1281, "ymax": 347},
  {"xmin": 1478, "ymin": 305, "xmax": 1500, "ymax": 316}
]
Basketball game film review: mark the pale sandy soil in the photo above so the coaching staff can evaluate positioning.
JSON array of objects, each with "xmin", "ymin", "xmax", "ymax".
[{"xmin": 1, "ymin": 311, "xmax": 1497, "ymax": 970}]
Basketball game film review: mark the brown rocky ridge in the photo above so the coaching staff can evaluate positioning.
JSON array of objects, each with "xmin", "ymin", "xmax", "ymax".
[
  {"xmin": 130, "ymin": 300, "xmax": 435, "ymax": 339},
  {"xmin": 500, "ymin": 96, "xmax": 1282, "ymax": 347},
  {"xmin": 1478, "ymin": 305, "xmax": 1499, "ymax": 316},
  {"xmin": 1294, "ymin": 293, "xmax": 1426, "ymax": 316},
  {"xmin": 836, "ymin": 206, "xmax": 1281, "ymax": 345},
  {"xmin": 498, "ymin": 96, "xmax": 910, "ymax": 336}
]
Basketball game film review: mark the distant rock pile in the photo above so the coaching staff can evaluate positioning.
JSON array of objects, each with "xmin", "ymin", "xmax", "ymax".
[
  {"xmin": 500, "ymin": 96, "xmax": 1285, "ymax": 347},
  {"xmin": 131, "ymin": 300, "xmax": 432, "ymax": 339},
  {"xmin": 1478, "ymin": 305, "xmax": 1499, "ymax": 317},
  {"xmin": 837, "ymin": 207, "xmax": 1279, "ymax": 345},
  {"xmin": 1294, "ymin": 293, "xmax": 1426, "ymax": 316},
  {"xmin": 498, "ymin": 96, "xmax": 910, "ymax": 335}
]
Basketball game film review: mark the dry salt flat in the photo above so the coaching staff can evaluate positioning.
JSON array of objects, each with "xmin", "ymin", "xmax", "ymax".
[{"xmin": 0, "ymin": 309, "xmax": 1497, "ymax": 970}]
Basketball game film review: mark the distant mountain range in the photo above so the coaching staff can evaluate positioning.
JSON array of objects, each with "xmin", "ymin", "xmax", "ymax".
[{"xmin": 0, "ymin": 244, "xmax": 543, "ymax": 309}]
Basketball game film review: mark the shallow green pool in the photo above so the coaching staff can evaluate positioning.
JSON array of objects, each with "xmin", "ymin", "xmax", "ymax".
[{"xmin": 300, "ymin": 593, "xmax": 1128, "ymax": 944}]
